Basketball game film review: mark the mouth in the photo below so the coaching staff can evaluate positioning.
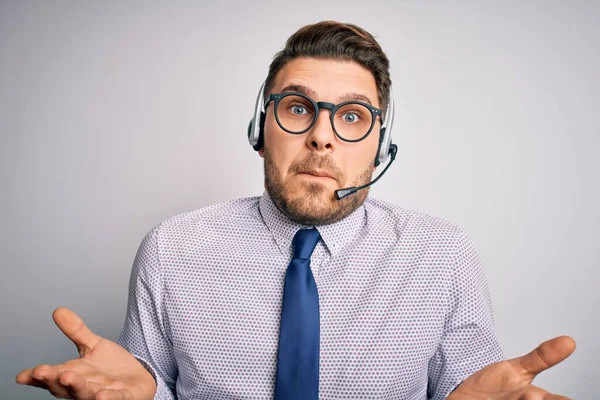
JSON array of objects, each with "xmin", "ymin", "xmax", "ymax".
[{"xmin": 298, "ymin": 170, "xmax": 337, "ymax": 183}]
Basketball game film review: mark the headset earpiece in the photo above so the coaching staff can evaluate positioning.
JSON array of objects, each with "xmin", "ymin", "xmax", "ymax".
[
  {"xmin": 375, "ymin": 88, "xmax": 395, "ymax": 167},
  {"xmin": 248, "ymin": 82, "xmax": 267, "ymax": 150},
  {"xmin": 374, "ymin": 127, "xmax": 387, "ymax": 167},
  {"xmin": 253, "ymin": 112, "xmax": 265, "ymax": 151}
]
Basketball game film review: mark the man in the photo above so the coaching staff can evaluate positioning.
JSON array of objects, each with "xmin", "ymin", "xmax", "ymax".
[{"xmin": 17, "ymin": 21, "xmax": 575, "ymax": 400}]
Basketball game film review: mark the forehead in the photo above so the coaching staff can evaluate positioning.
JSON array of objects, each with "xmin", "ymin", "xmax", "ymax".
[{"xmin": 273, "ymin": 57, "xmax": 379, "ymax": 107}]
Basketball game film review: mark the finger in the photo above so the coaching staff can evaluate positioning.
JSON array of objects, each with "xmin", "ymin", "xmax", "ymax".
[
  {"xmin": 60, "ymin": 372, "xmax": 137, "ymax": 400},
  {"xmin": 17, "ymin": 364, "xmax": 69, "ymax": 387},
  {"xmin": 501, "ymin": 385, "xmax": 569, "ymax": 400},
  {"xmin": 16, "ymin": 369, "xmax": 46, "ymax": 389},
  {"xmin": 53, "ymin": 307, "xmax": 102, "ymax": 354},
  {"xmin": 512, "ymin": 336, "xmax": 576, "ymax": 376},
  {"xmin": 510, "ymin": 385, "xmax": 545, "ymax": 399},
  {"xmin": 96, "ymin": 388, "xmax": 135, "ymax": 400},
  {"xmin": 30, "ymin": 364, "xmax": 71, "ymax": 398},
  {"xmin": 59, "ymin": 370, "xmax": 96, "ymax": 399},
  {"xmin": 30, "ymin": 364, "xmax": 58, "ymax": 382},
  {"xmin": 16, "ymin": 367, "xmax": 49, "ymax": 389},
  {"xmin": 25, "ymin": 378, "xmax": 47, "ymax": 389},
  {"xmin": 16, "ymin": 368, "xmax": 35, "ymax": 385}
]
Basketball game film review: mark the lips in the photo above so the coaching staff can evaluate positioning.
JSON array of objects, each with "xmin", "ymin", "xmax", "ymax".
[{"xmin": 299, "ymin": 170, "xmax": 337, "ymax": 182}]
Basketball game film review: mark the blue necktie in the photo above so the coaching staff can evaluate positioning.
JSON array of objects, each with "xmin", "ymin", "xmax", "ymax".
[{"xmin": 274, "ymin": 228, "xmax": 321, "ymax": 400}]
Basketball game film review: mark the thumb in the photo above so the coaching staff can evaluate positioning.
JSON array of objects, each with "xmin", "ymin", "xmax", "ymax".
[
  {"xmin": 512, "ymin": 335, "xmax": 576, "ymax": 376},
  {"xmin": 52, "ymin": 307, "xmax": 102, "ymax": 355}
]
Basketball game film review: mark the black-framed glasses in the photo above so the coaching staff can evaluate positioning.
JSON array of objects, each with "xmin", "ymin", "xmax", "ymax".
[{"xmin": 265, "ymin": 92, "xmax": 383, "ymax": 143}]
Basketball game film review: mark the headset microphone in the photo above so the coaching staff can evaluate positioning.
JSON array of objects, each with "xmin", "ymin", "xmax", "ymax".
[{"xmin": 334, "ymin": 143, "xmax": 398, "ymax": 200}]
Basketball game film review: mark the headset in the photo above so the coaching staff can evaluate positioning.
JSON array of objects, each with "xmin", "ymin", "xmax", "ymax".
[{"xmin": 247, "ymin": 81, "xmax": 398, "ymax": 200}]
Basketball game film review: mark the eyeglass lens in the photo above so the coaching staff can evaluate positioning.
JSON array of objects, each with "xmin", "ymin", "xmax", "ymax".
[{"xmin": 275, "ymin": 94, "xmax": 374, "ymax": 141}]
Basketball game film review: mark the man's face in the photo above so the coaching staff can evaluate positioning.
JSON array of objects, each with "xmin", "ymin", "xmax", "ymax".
[{"xmin": 260, "ymin": 57, "xmax": 382, "ymax": 226}]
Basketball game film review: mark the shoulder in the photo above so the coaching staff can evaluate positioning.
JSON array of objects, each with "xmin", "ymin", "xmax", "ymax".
[
  {"xmin": 364, "ymin": 198, "xmax": 485, "ymax": 283},
  {"xmin": 131, "ymin": 197, "xmax": 262, "ymax": 276},
  {"xmin": 364, "ymin": 197, "xmax": 467, "ymax": 241},
  {"xmin": 148, "ymin": 196, "xmax": 263, "ymax": 243},
  {"xmin": 162, "ymin": 196, "xmax": 260, "ymax": 227}
]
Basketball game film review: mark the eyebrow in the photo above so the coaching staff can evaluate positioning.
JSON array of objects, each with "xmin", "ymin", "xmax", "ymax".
[{"xmin": 280, "ymin": 84, "xmax": 374, "ymax": 106}]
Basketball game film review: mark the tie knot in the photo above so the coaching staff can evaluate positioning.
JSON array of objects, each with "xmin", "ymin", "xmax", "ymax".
[{"xmin": 292, "ymin": 228, "xmax": 321, "ymax": 260}]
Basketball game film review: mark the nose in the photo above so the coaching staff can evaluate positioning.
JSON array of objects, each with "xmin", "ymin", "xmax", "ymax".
[{"xmin": 306, "ymin": 108, "xmax": 335, "ymax": 153}]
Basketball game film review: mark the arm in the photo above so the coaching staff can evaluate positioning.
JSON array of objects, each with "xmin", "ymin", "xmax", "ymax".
[
  {"xmin": 118, "ymin": 225, "xmax": 178, "ymax": 400},
  {"xmin": 15, "ymin": 226, "xmax": 178, "ymax": 399},
  {"xmin": 428, "ymin": 230, "xmax": 576, "ymax": 399},
  {"xmin": 427, "ymin": 230, "xmax": 504, "ymax": 399}
]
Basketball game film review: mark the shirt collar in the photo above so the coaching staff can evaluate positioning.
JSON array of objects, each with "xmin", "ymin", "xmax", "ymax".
[{"xmin": 258, "ymin": 190, "xmax": 367, "ymax": 258}]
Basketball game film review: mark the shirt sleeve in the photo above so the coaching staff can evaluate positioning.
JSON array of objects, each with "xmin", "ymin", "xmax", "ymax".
[
  {"xmin": 427, "ymin": 229, "xmax": 505, "ymax": 399},
  {"xmin": 118, "ymin": 225, "xmax": 178, "ymax": 400}
]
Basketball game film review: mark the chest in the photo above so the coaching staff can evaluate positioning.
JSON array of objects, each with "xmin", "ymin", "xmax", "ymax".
[{"xmin": 162, "ymin": 246, "xmax": 451, "ymax": 399}]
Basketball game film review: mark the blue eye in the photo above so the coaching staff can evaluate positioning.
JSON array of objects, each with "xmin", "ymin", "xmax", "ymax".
[
  {"xmin": 291, "ymin": 105, "xmax": 308, "ymax": 115},
  {"xmin": 343, "ymin": 113, "xmax": 359, "ymax": 123}
]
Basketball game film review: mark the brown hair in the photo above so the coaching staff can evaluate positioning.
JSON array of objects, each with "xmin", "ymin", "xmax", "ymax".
[{"xmin": 264, "ymin": 21, "xmax": 391, "ymax": 113}]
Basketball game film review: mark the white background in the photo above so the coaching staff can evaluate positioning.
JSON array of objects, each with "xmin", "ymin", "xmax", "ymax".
[{"xmin": 1, "ymin": 1, "xmax": 598, "ymax": 398}]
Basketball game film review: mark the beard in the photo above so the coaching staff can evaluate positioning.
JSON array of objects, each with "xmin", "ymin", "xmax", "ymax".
[{"xmin": 263, "ymin": 148, "xmax": 374, "ymax": 226}]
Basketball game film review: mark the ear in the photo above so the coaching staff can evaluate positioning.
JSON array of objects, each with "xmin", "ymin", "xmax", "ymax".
[{"xmin": 258, "ymin": 148, "xmax": 265, "ymax": 158}]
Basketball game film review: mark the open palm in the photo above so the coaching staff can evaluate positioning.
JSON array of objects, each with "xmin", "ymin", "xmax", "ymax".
[
  {"xmin": 448, "ymin": 336, "xmax": 576, "ymax": 400},
  {"xmin": 16, "ymin": 307, "xmax": 156, "ymax": 400}
]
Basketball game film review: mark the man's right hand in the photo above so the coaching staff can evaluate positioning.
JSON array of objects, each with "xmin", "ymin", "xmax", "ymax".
[{"xmin": 16, "ymin": 307, "xmax": 157, "ymax": 400}]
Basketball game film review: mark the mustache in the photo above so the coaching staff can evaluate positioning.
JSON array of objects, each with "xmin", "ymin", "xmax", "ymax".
[{"xmin": 288, "ymin": 153, "xmax": 345, "ymax": 182}]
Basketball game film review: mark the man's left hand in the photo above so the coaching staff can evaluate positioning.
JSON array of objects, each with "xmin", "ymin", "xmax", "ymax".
[{"xmin": 448, "ymin": 335, "xmax": 576, "ymax": 399}]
